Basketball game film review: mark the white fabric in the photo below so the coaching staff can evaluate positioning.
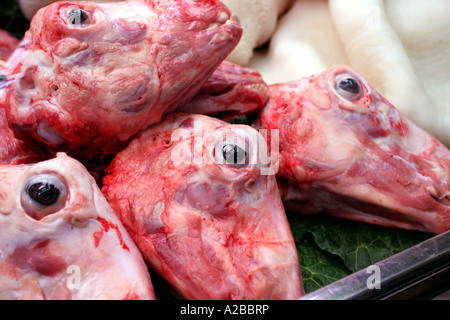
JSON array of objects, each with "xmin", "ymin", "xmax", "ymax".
[
  {"xmin": 222, "ymin": 0, "xmax": 291, "ymax": 66},
  {"xmin": 248, "ymin": 0, "xmax": 450, "ymax": 146}
]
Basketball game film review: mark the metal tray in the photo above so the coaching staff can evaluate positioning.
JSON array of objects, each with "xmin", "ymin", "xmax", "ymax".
[{"xmin": 299, "ymin": 230, "xmax": 450, "ymax": 300}]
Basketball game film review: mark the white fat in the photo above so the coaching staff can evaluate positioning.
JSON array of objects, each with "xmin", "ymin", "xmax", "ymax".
[
  {"xmin": 216, "ymin": 11, "xmax": 230, "ymax": 24},
  {"xmin": 143, "ymin": 201, "xmax": 165, "ymax": 233},
  {"xmin": 36, "ymin": 122, "xmax": 65, "ymax": 145},
  {"xmin": 14, "ymin": 50, "xmax": 55, "ymax": 114}
]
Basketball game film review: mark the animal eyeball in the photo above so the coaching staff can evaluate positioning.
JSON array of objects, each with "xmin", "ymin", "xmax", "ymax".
[
  {"xmin": 67, "ymin": 8, "xmax": 89, "ymax": 27},
  {"xmin": 221, "ymin": 143, "xmax": 248, "ymax": 165},
  {"xmin": 21, "ymin": 174, "xmax": 68, "ymax": 221},
  {"xmin": 28, "ymin": 183, "xmax": 60, "ymax": 205},
  {"xmin": 335, "ymin": 74, "xmax": 363, "ymax": 101}
]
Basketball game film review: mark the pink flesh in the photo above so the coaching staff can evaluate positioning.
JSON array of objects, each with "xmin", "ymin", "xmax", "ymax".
[
  {"xmin": 0, "ymin": 29, "xmax": 19, "ymax": 62},
  {"xmin": 176, "ymin": 60, "xmax": 269, "ymax": 121},
  {"xmin": 102, "ymin": 113, "xmax": 304, "ymax": 300},
  {"xmin": 256, "ymin": 65, "xmax": 450, "ymax": 234},
  {"xmin": 0, "ymin": 153, "xmax": 155, "ymax": 299},
  {"xmin": 0, "ymin": 101, "xmax": 49, "ymax": 164},
  {"xmin": 5, "ymin": 0, "xmax": 242, "ymax": 159},
  {"xmin": 0, "ymin": 59, "xmax": 49, "ymax": 164}
]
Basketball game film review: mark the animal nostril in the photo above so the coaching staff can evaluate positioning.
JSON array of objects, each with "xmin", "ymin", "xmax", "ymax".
[
  {"xmin": 441, "ymin": 196, "xmax": 450, "ymax": 206},
  {"xmin": 50, "ymin": 84, "xmax": 59, "ymax": 94},
  {"xmin": 162, "ymin": 139, "xmax": 172, "ymax": 147},
  {"xmin": 19, "ymin": 67, "xmax": 37, "ymax": 91}
]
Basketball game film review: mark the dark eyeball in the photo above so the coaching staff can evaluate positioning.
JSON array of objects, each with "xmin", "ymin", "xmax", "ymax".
[
  {"xmin": 335, "ymin": 74, "xmax": 363, "ymax": 101},
  {"xmin": 27, "ymin": 183, "xmax": 60, "ymax": 206},
  {"xmin": 21, "ymin": 174, "xmax": 68, "ymax": 221},
  {"xmin": 67, "ymin": 8, "xmax": 89, "ymax": 27},
  {"xmin": 222, "ymin": 144, "xmax": 248, "ymax": 165}
]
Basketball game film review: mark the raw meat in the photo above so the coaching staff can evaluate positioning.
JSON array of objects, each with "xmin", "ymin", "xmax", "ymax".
[
  {"xmin": 0, "ymin": 153, "xmax": 155, "ymax": 299},
  {"xmin": 0, "ymin": 29, "xmax": 20, "ymax": 62},
  {"xmin": 1, "ymin": 50, "xmax": 49, "ymax": 164},
  {"xmin": 0, "ymin": 100, "xmax": 49, "ymax": 165},
  {"xmin": 102, "ymin": 113, "xmax": 304, "ymax": 299},
  {"xmin": 256, "ymin": 65, "xmax": 450, "ymax": 234},
  {"xmin": 5, "ymin": 0, "xmax": 242, "ymax": 158},
  {"xmin": 176, "ymin": 60, "xmax": 269, "ymax": 121}
]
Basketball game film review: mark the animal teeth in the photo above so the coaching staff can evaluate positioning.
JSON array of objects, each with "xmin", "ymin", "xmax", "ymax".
[
  {"xmin": 246, "ymin": 83, "xmax": 269, "ymax": 94},
  {"xmin": 207, "ymin": 12, "xmax": 230, "ymax": 29}
]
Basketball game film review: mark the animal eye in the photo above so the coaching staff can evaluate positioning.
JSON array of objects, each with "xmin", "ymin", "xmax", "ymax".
[
  {"xmin": 222, "ymin": 144, "xmax": 248, "ymax": 165},
  {"xmin": 21, "ymin": 174, "xmax": 68, "ymax": 220},
  {"xmin": 67, "ymin": 8, "xmax": 89, "ymax": 27},
  {"xmin": 27, "ymin": 183, "xmax": 60, "ymax": 206},
  {"xmin": 335, "ymin": 74, "xmax": 363, "ymax": 101}
]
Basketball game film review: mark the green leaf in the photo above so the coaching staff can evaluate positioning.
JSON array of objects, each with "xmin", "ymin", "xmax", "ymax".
[
  {"xmin": 288, "ymin": 213, "xmax": 433, "ymax": 292},
  {"xmin": 228, "ymin": 114, "xmax": 248, "ymax": 125},
  {"xmin": 297, "ymin": 237, "xmax": 351, "ymax": 293}
]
